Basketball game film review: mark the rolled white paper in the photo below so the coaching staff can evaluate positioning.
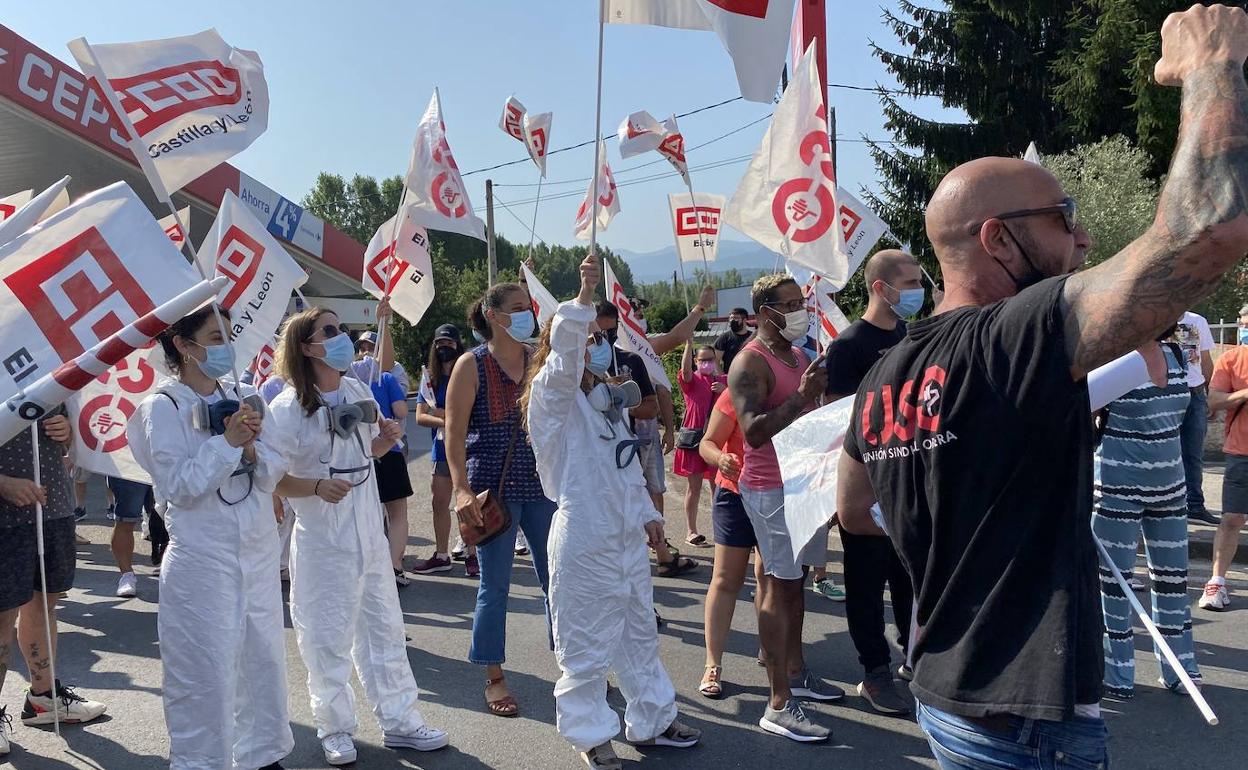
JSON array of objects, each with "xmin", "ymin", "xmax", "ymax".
[{"xmin": 1088, "ymin": 351, "xmax": 1151, "ymax": 411}]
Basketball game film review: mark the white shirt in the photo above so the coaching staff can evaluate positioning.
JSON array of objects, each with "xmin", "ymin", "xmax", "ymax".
[{"xmin": 1174, "ymin": 311, "xmax": 1214, "ymax": 388}]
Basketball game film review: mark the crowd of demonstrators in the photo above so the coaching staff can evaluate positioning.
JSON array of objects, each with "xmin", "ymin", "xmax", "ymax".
[
  {"xmin": 1205, "ymin": 306, "xmax": 1248, "ymax": 610},
  {"xmin": 410, "ymin": 324, "xmax": 465, "ymax": 575}
]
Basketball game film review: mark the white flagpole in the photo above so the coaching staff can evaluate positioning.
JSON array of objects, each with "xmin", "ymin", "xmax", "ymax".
[
  {"xmin": 30, "ymin": 424, "xmax": 60, "ymax": 738},
  {"xmin": 591, "ymin": 2, "xmax": 606, "ymax": 261},
  {"xmin": 527, "ymin": 175, "xmax": 544, "ymax": 263},
  {"xmin": 683, "ymin": 177, "xmax": 714, "ymax": 279},
  {"xmin": 1092, "ymin": 535, "xmax": 1218, "ymax": 725}
]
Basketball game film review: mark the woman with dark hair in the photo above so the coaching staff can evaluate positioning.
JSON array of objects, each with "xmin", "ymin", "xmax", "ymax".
[
  {"xmin": 445, "ymin": 281, "xmax": 554, "ymax": 718},
  {"xmin": 266, "ymin": 307, "xmax": 447, "ymax": 766},
  {"xmin": 127, "ymin": 305, "xmax": 293, "ymax": 770},
  {"xmin": 411, "ymin": 324, "xmax": 468, "ymax": 576}
]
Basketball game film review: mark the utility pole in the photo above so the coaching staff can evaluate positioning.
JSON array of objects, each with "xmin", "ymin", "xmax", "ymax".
[
  {"xmin": 830, "ymin": 107, "xmax": 837, "ymax": 180},
  {"xmin": 485, "ymin": 178, "xmax": 497, "ymax": 285}
]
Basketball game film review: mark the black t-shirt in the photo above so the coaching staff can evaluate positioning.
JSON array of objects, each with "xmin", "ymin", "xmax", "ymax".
[
  {"xmin": 825, "ymin": 318, "xmax": 907, "ymax": 398},
  {"xmin": 843, "ymin": 277, "xmax": 1100, "ymax": 721},
  {"xmin": 714, "ymin": 329, "xmax": 751, "ymax": 373},
  {"xmin": 608, "ymin": 349, "xmax": 655, "ymax": 400}
]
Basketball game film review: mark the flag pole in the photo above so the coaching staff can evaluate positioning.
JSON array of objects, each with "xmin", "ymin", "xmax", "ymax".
[
  {"xmin": 527, "ymin": 174, "xmax": 544, "ymax": 263},
  {"xmin": 590, "ymin": 3, "xmax": 606, "ymax": 264},
  {"xmin": 30, "ymin": 424, "xmax": 60, "ymax": 739},
  {"xmin": 373, "ymin": 186, "xmax": 410, "ymax": 387}
]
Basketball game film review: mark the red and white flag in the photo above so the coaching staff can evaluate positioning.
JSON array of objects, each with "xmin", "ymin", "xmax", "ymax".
[
  {"xmin": 500, "ymin": 96, "xmax": 553, "ymax": 177},
  {"xmin": 790, "ymin": 264, "xmax": 849, "ymax": 351},
  {"xmin": 196, "ymin": 191, "xmax": 309, "ymax": 370},
  {"xmin": 0, "ymin": 190, "xmax": 32, "ymax": 222},
  {"xmin": 520, "ymin": 262, "xmax": 559, "ymax": 329},
  {"xmin": 363, "ymin": 205, "xmax": 436, "ymax": 326},
  {"xmin": 832, "ymin": 186, "xmax": 890, "ymax": 290},
  {"xmin": 67, "ymin": 348, "xmax": 161, "ymax": 484},
  {"xmin": 68, "ymin": 30, "xmax": 269, "ymax": 199},
  {"xmin": 248, "ymin": 338, "xmax": 278, "ymax": 385},
  {"xmin": 605, "ymin": 1, "xmax": 794, "ymax": 103},
  {"xmin": 574, "ymin": 141, "xmax": 621, "ymax": 240},
  {"xmin": 156, "ymin": 206, "xmax": 191, "ymax": 247},
  {"xmin": 668, "ymin": 192, "xmax": 725, "ymax": 263},
  {"xmin": 603, "ymin": 259, "xmax": 671, "ymax": 390},
  {"xmin": 417, "ymin": 366, "xmax": 437, "ymax": 405},
  {"xmin": 724, "ymin": 43, "xmax": 846, "ymax": 284},
  {"xmin": 405, "ymin": 89, "xmax": 485, "ymax": 240},
  {"xmin": 0, "ymin": 178, "xmax": 72, "ymax": 247},
  {"xmin": 618, "ymin": 111, "xmax": 688, "ymax": 184}
]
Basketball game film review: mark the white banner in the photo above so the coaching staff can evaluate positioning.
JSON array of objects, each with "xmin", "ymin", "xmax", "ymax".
[
  {"xmin": 834, "ymin": 186, "xmax": 890, "ymax": 290},
  {"xmin": 0, "ymin": 177, "xmax": 72, "ymax": 248},
  {"xmin": 774, "ymin": 396, "xmax": 855, "ymax": 565},
  {"xmin": 197, "ymin": 191, "xmax": 309, "ymax": 370},
  {"xmin": 68, "ymin": 29, "xmax": 269, "ymax": 198},
  {"xmin": 156, "ymin": 206, "xmax": 191, "ymax": 247},
  {"xmin": 0, "ymin": 190, "xmax": 32, "ymax": 222},
  {"xmin": 574, "ymin": 140, "xmax": 621, "ymax": 240},
  {"xmin": 363, "ymin": 205, "xmax": 436, "ymax": 326},
  {"xmin": 618, "ymin": 110, "xmax": 688, "ymax": 184},
  {"xmin": 604, "ymin": 259, "xmax": 671, "ymax": 390},
  {"xmin": 521, "ymin": 262, "xmax": 559, "ymax": 329},
  {"xmin": 67, "ymin": 348, "xmax": 160, "ymax": 484},
  {"xmin": 604, "ymin": 0, "xmax": 712, "ymax": 28},
  {"xmin": 668, "ymin": 192, "xmax": 724, "ymax": 263},
  {"xmin": 499, "ymin": 96, "xmax": 552, "ymax": 177},
  {"xmin": 404, "ymin": 88, "xmax": 486, "ymax": 240}
]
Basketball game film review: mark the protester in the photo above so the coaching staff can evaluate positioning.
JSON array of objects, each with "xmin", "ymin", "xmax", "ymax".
[
  {"xmin": 675, "ymin": 342, "xmax": 724, "ymax": 546},
  {"xmin": 1172, "ymin": 310, "xmax": 1219, "ymax": 524},
  {"xmin": 106, "ymin": 476, "xmax": 156, "ymax": 598},
  {"xmin": 446, "ymin": 283, "xmax": 554, "ymax": 717},
  {"xmin": 838, "ymin": 10, "xmax": 1248, "ymax": 765},
  {"xmin": 697, "ymin": 389, "xmax": 762, "ymax": 699},
  {"xmin": 1204, "ymin": 305, "xmax": 1248, "ymax": 610},
  {"xmin": 411, "ymin": 324, "xmax": 466, "ymax": 576},
  {"xmin": 729, "ymin": 273, "xmax": 840, "ymax": 742},
  {"xmin": 369, "ymin": 362, "xmax": 414, "ymax": 588},
  {"xmin": 0, "ymin": 410, "xmax": 107, "ymax": 755},
  {"xmin": 824, "ymin": 249, "xmax": 920, "ymax": 715},
  {"xmin": 1093, "ymin": 332, "xmax": 1202, "ymax": 700},
  {"xmin": 127, "ymin": 304, "xmax": 292, "ymax": 770},
  {"xmin": 353, "ymin": 318, "xmax": 411, "ymax": 392},
  {"xmin": 523, "ymin": 255, "xmax": 701, "ymax": 769},
  {"xmin": 269, "ymin": 307, "xmax": 447, "ymax": 765},
  {"xmin": 714, "ymin": 307, "xmax": 753, "ymax": 373}
]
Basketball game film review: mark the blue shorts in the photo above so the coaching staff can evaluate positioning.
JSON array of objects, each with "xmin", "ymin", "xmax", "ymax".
[
  {"xmin": 712, "ymin": 487, "xmax": 756, "ymax": 549},
  {"xmin": 106, "ymin": 476, "xmax": 153, "ymax": 522}
]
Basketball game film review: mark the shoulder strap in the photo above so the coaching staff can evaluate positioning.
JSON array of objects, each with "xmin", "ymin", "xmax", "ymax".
[
  {"xmin": 495, "ymin": 356, "xmax": 529, "ymax": 498},
  {"xmin": 156, "ymin": 388, "xmax": 180, "ymax": 410}
]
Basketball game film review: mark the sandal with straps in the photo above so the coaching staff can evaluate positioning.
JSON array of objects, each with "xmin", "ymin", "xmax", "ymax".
[
  {"xmin": 699, "ymin": 665, "xmax": 723, "ymax": 699},
  {"xmin": 485, "ymin": 676, "xmax": 520, "ymax": 718}
]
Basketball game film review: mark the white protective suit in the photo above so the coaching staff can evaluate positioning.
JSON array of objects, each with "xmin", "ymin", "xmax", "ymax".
[
  {"xmin": 265, "ymin": 376, "xmax": 427, "ymax": 739},
  {"xmin": 127, "ymin": 379, "xmax": 293, "ymax": 770},
  {"xmin": 526, "ymin": 300, "xmax": 678, "ymax": 752}
]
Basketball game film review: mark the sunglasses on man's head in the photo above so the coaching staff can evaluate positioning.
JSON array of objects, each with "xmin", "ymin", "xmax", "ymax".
[{"xmin": 970, "ymin": 197, "xmax": 1078, "ymax": 236}]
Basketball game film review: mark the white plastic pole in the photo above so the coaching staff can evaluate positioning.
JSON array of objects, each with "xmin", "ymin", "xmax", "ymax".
[
  {"xmin": 590, "ymin": 4, "xmax": 606, "ymax": 259},
  {"xmin": 30, "ymin": 424, "xmax": 60, "ymax": 738}
]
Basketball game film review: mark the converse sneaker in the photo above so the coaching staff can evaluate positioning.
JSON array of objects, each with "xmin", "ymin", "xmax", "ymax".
[
  {"xmin": 21, "ymin": 681, "xmax": 107, "ymax": 725},
  {"xmin": 0, "ymin": 706, "xmax": 12, "ymax": 755},
  {"xmin": 383, "ymin": 724, "xmax": 449, "ymax": 751},
  {"xmin": 410, "ymin": 553, "xmax": 453, "ymax": 574},
  {"xmin": 632, "ymin": 718, "xmax": 701, "ymax": 748},
  {"xmin": 72, "ymin": 506, "xmax": 87, "ymax": 522},
  {"xmin": 789, "ymin": 667, "xmax": 844, "ymax": 701},
  {"xmin": 898, "ymin": 663, "xmax": 914, "ymax": 682},
  {"xmin": 322, "ymin": 732, "xmax": 357, "ymax": 766},
  {"xmin": 759, "ymin": 700, "xmax": 830, "ymax": 742},
  {"xmin": 581, "ymin": 741, "xmax": 622, "ymax": 769},
  {"xmin": 465, "ymin": 554, "xmax": 480, "ymax": 578},
  {"xmin": 1199, "ymin": 581, "xmax": 1229, "ymax": 611},
  {"xmin": 116, "ymin": 572, "xmax": 137, "ymax": 598}
]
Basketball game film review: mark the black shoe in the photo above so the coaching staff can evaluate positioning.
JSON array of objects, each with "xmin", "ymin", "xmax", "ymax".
[
  {"xmin": 258, "ymin": 763, "xmax": 284, "ymax": 770},
  {"xmin": 73, "ymin": 506, "xmax": 87, "ymax": 522},
  {"xmin": 1188, "ymin": 507, "xmax": 1221, "ymax": 526},
  {"xmin": 150, "ymin": 540, "xmax": 166, "ymax": 567}
]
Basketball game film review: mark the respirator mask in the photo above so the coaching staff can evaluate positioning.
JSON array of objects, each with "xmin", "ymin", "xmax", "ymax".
[
  {"xmin": 318, "ymin": 399, "xmax": 380, "ymax": 486},
  {"xmin": 586, "ymin": 379, "xmax": 645, "ymax": 468},
  {"xmin": 167, "ymin": 388, "xmax": 266, "ymax": 505}
]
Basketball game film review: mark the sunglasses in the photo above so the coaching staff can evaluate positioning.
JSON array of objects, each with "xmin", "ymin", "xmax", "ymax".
[
  {"xmin": 305, "ymin": 324, "xmax": 343, "ymax": 343},
  {"xmin": 763, "ymin": 299, "xmax": 806, "ymax": 313},
  {"xmin": 970, "ymin": 197, "xmax": 1078, "ymax": 236}
]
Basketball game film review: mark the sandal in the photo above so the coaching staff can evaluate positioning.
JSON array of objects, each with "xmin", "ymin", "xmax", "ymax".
[
  {"xmin": 699, "ymin": 665, "xmax": 723, "ymax": 699},
  {"xmin": 657, "ymin": 544, "xmax": 698, "ymax": 578},
  {"xmin": 485, "ymin": 676, "xmax": 520, "ymax": 718},
  {"xmin": 685, "ymin": 533, "xmax": 708, "ymax": 547}
]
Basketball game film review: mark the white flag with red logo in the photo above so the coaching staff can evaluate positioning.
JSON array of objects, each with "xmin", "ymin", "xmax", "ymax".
[
  {"xmin": 363, "ymin": 205, "xmax": 436, "ymax": 326},
  {"xmin": 0, "ymin": 190, "xmax": 32, "ymax": 222},
  {"xmin": 67, "ymin": 348, "xmax": 161, "ymax": 484},
  {"xmin": 832, "ymin": 186, "xmax": 889, "ymax": 290},
  {"xmin": 0, "ymin": 178, "xmax": 72, "ymax": 248},
  {"xmin": 668, "ymin": 192, "xmax": 724, "ymax": 263},
  {"xmin": 521, "ymin": 262, "xmax": 559, "ymax": 329},
  {"xmin": 196, "ymin": 191, "xmax": 308, "ymax": 371},
  {"xmin": 790, "ymin": 264, "xmax": 849, "ymax": 351},
  {"xmin": 404, "ymin": 89, "xmax": 485, "ymax": 240},
  {"xmin": 68, "ymin": 30, "xmax": 269, "ymax": 199},
  {"xmin": 499, "ymin": 96, "xmax": 552, "ymax": 177},
  {"xmin": 574, "ymin": 141, "xmax": 622, "ymax": 240},
  {"xmin": 248, "ymin": 337, "xmax": 278, "ymax": 385},
  {"xmin": 603, "ymin": 259, "xmax": 671, "ymax": 390},
  {"xmin": 618, "ymin": 111, "xmax": 688, "ymax": 184},
  {"xmin": 418, "ymin": 366, "xmax": 437, "ymax": 406},
  {"xmin": 724, "ymin": 43, "xmax": 847, "ymax": 284},
  {"xmin": 156, "ymin": 207, "xmax": 191, "ymax": 247}
]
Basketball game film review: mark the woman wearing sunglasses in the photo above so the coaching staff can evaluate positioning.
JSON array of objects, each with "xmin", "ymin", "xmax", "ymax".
[
  {"xmin": 267, "ymin": 307, "xmax": 448, "ymax": 766},
  {"xmin": 521, "ymin": 256, "xmax": 701, "ymax": 770}
]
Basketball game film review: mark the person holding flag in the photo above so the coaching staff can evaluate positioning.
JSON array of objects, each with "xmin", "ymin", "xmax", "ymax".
[{"xmin": 127, "ymin": 304, "xmax": 291, "ymax": 770}]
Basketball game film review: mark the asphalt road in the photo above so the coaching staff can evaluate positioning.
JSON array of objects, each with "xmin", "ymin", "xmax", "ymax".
[{"xmin": 4, "ymin": 423, "xmax": 1248, "ymax": 769}]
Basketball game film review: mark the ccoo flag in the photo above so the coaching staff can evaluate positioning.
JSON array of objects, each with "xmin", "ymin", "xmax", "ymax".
[
  {"xmin": 831, "ymin": 186, "xmax": 890, "ymax": 290},
  {"xmin": 603, "ymin": 259, "xmax": 671, "ymax": 390},
  {"xmin": 668, "ymin": 192, "xmax": 724, "ymax": 263},
  {"xmin": 0, "ymin": 190, "xmax": 32, "ymax": 223},
  {"xmin": 363, "ymin": 205, "xmax": 436, "ymax": 326},
  {"xmin": 0, "ymin": 177, "xmax": 72, "ymax": 248},
  {"xmin": 156, "ymin": 206, "xmax": 191, "ymax": 247},
  {"xmin": 618, "ymin": 111, "xmax": 688, "ymax": 184},
  {"xmin": 574, "ymin": 141, "xmax": 621, "ymax": 240},
  {"xmin": 521, "ymin": 262, "xmax": 559, "ymax": 329},
  {"xmin": 500, "ymin": 96, "xmax": 552, "ymax": 177},
  {"xmin": 405, "ymin": 89, "xmax": 486, "ymax": 240}
]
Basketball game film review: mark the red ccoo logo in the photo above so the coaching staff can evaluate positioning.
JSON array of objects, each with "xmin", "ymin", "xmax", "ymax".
[
  {"xmin": 111, "ymin": 60, "xmax": 242, "ymax": 135},
  {"xmin": 675, "ymin": 206, "xmax": 721, "ymax": 237}
]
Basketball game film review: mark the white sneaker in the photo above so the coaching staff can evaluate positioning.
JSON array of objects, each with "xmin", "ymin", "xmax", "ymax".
[
  {"xmin": 383, "ymin": 724, "xmax": 449, "ymax": 751},
  {"xmin": 322, "ymin": 732, "xmax": 357, "ymax": 765},
  {"xmin": 21, "ymin": 682, "xmax": 107, "ymax": 725},
  {"xmin": 451, "ymin": 536, "xmax": 467, "ymax": 561},
  {"xmin": 0, "ymin": 706, "xmax": 12, "ymax": 755},
  {"xmin": 116, "ymin": 572, "xmax": 137, "ymax": 598},
  {"xmin": 1199, "ymin": 582, "xmax": 1229, "ymax": 611},
  {"xmin": 514, "ymin": 530, "xmax": 530, "ymax": 555}
]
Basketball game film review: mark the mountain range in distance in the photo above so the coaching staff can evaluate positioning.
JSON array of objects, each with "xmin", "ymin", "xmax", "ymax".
[{"xmin": 617, "ymin": 238, "xmax": 781, "ymax": 285}]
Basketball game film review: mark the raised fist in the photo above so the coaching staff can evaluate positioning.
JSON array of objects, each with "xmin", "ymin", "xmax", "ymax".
[{"xmin": 1155, "ymin": 4, "xmax": 1248, "ymax": 87}]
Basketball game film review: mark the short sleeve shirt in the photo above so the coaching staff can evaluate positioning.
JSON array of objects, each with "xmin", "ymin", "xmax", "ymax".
[
  {"xmin": 714, "ymin": 330, "xmax": 751, "ymax": 373},
  {"xmin": 1172, "ymin": 311, "xmax": 1214, "ymax": 387},
  {"xmin": 824, "ymin": 318, "xmax": 907, "ymax": 398},
  {"xmin": 1212, "ymin": 347, "xmax": 1248, "ymax": 455},
  {"xmin": 0, "ymin": 408, "xmax": 74, "ymax": 526},
  {"xmin": 415, "ymin": 375, "xmax": 449, "ymax": 463},
  {"xmin": 369, "ymin": 372, "xmax": 406, "ymax": 454}
]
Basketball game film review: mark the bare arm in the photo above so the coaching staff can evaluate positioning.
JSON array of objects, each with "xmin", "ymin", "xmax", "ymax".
[
  {"xmin": 836, "ymin": 451, "xmax": 886, "ymax": 536},
  {"xmin": 444, "ymin": 353, "xmax": 479, "ymax": 495},
  {"xmin": 1202, "ymin": 350, "xmax": 1215, "ymax": 386},
  {"xmin": 1062, "ymin": 7, "xmax": 1248, "ymax": 380},
  {"xmin": 649, "ymin": 285, "xmax": 715, "ymax": 355},
  {"xmin": 631, "ymin": 394, "xmax": 658, "ymax": 421},
  {"xmin": 698, "ymin": 407, "xmax": 741, "ymax": 480},
  {"xmin": 730, "ymin": 349, "xmax": 827, "ymax": 449},
  {"xmin": 1210, "ymin": 385, "xmax": 1248, "ymax": 412},
  {"xmin": 414, "ymin": 400, "xmax": 444, "ymax": 429},
  {"xmin": 680, "ymin": 339, "xmax": 693, "ymax": 379}
]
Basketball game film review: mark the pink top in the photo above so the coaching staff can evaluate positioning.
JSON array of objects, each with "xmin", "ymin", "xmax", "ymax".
[
  {"xmin": 740, "ymin": 339, "xmax": 810, "ymax": 491},
  {"xmin": 678, "ymin": 370, "xmax": 723, "ymax": 431}
]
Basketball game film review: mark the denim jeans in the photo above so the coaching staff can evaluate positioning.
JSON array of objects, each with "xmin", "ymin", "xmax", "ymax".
[
  {"xmin": 1181, "ymin": 388, "xmax": 1208, "ymax": 510},
  {"xmin": 469, "ymin": 498, "xmax": 555, "ymax": 665},
  {"xmin": 917, "ymin": 701, "xmax": 1109, "ymax": 770}
]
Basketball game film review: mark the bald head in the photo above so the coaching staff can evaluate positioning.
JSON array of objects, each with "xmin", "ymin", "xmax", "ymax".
[
  {"xmin": 926, "ymin": 158, "xmax": 1066, "ymax": 258},
  {"xmin": 864, "ymin": 249, "xmax": 919, "ymax": 287}
]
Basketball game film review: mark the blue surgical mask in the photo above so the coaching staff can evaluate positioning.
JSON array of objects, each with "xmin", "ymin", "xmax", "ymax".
[
  {"xmin": 1239, "ymin": 327, "xmax": 1248, "ymax": 345},
  {"xmin": 587, "ymin": 340, "xmax": 613, "ymax": 376},
  {"xmin": 886, "ymin": 283, "xmax": 925, "ymax": 318},
  {"xmin": 504, "ymin": 310, "xmax": 535, "ymax": 342},
  {"xmin": 192, "ymin": 341, "xmax": 235, "ymax": 381},
  {"xmin": 315, "ymin": 333, "xmax": 356, "ymax": 371}
]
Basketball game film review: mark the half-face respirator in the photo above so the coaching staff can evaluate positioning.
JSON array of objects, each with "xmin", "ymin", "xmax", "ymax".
[
  {"xmin": 318, "ymin": 400, "xmax": 381, "ymax": 487},
  {"xmin": 587, "ymin": 379, "xmax": 644, "ymax": 468}
]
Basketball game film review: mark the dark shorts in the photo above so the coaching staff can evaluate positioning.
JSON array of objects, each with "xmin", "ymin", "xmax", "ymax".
[
  {"xmin": 1223, "ymin": 453, "xmax": 1248, "ymax": 514},
  {"xmin": 375, "ymin": 450, "xmax": 414, "ymax": 503},
  {"xmin": 106, "ymin": 476, "xmax": 152, "ymax": 522},
  {"xmin": 712, "ymin": 487, "xmax": 756, "ymax": 549},
  {"xmin": 0, "ymin": 517, "xmax": 76, "ymax": 612}
]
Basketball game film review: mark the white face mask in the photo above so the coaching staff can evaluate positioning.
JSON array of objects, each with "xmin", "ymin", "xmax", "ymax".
[
  {"xmin": 771, "ymin": 307, "xmax": 810, "ymax": 343},
  {"xmin": 586, "ymin": 382, "xmax": 612, "ymax": 412}
]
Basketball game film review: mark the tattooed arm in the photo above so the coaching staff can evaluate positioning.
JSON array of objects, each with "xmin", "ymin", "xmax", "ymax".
[
  {"xmin": 729, "ymin": 349, "xmax": 827, "ymax": 448},
  {"xmin": 1062, "ymin": 4, "xmax": 1248, "ymax": 380}
]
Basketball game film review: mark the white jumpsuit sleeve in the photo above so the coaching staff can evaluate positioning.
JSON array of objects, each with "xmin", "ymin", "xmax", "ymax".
[
  {"xmin": 250, "ymin": 438, "xmax": 286, "ymax": 495},
  {"xmin": 528, "ymin": 299, "xmax": 595, "ymax": 488},
  {"xmin": 128, "ymin": 395, "xmax": 244, "ymax": 509}
]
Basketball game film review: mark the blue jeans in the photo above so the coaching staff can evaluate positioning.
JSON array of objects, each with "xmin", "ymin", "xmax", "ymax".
[
  {"xmin": 1181, "ymin": 388, "xmax": 1208, "ymax": 510},
  {"xmin": 469, "ymin": 498, "xmax": 555, "ymax": 665},
  {"xmin": 917, "ymin": 702, "xmax": 1109, "ymax": 770}
]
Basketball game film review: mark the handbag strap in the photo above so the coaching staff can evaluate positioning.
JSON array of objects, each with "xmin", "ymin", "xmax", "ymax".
[{"xmin": 497, "ymin": 412, "xmax": 520, "ymax": 499}]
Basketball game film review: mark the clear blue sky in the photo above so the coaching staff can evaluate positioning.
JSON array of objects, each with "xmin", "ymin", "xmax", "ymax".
[{"xmin": 9, "ymin": 1, "xmax": 959, "ymax": 253}]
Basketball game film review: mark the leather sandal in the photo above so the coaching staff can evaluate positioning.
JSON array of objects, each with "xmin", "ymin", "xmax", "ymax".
[
  {"xmin": 699, "ymin": 665, "xmax": 723, "ymax": 698},
  {"xmin": 485, "ymin": 676, "xmax": 519, "ymax": 718}
]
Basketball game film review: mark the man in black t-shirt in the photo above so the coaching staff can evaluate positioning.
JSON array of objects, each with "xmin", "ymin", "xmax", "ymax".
[
  {"xmin": 713, "ymin": 307, "xmax": 752, "ymax": 373},
  {"xmin": 838, "ymin": 8, "xmax": 1248, "ymax": 767},
  {"xmin": 824, "ymin": 249, "xmax": 921, "ymax": 716}
]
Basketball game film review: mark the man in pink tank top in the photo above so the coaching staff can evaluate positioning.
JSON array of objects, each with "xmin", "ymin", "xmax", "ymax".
[{"xmin": 728, "ymin": 274, "xmax": 841, "ymax": 743}]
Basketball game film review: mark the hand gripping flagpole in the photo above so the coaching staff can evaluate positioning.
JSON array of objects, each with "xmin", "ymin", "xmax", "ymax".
[
  {"xmin": 30, "ymin": 424, "xmax": 60, "ymax": 739},
  {"xmin": 1092, "ymin": 534, "xmax": 1218, "ymax": 725}
]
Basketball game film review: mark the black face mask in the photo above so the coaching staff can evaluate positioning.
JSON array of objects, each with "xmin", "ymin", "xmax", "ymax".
[
  {"xmin": 435, "ymin": 347, "xmax": 458, "ymax": 364},
  {"xmin": 730, "ymin": 320, "xmax": 744, "ymax": 333},
  {"xmin": 995, "ymin": 225, "xmax": 1047, "ymax": 292}
]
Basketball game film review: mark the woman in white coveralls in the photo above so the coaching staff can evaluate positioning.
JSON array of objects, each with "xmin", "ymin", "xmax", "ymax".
[
  {"xmin": 267, "ymin": 307, "xmax": 448, "ymax": 766},
  {"xmin": 520, "ymin": 256, "xmax": 701, "ymax": 770},
  {"xmin": 127, "ymin": 305, "xmax": 292, "ymax": 770}
]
